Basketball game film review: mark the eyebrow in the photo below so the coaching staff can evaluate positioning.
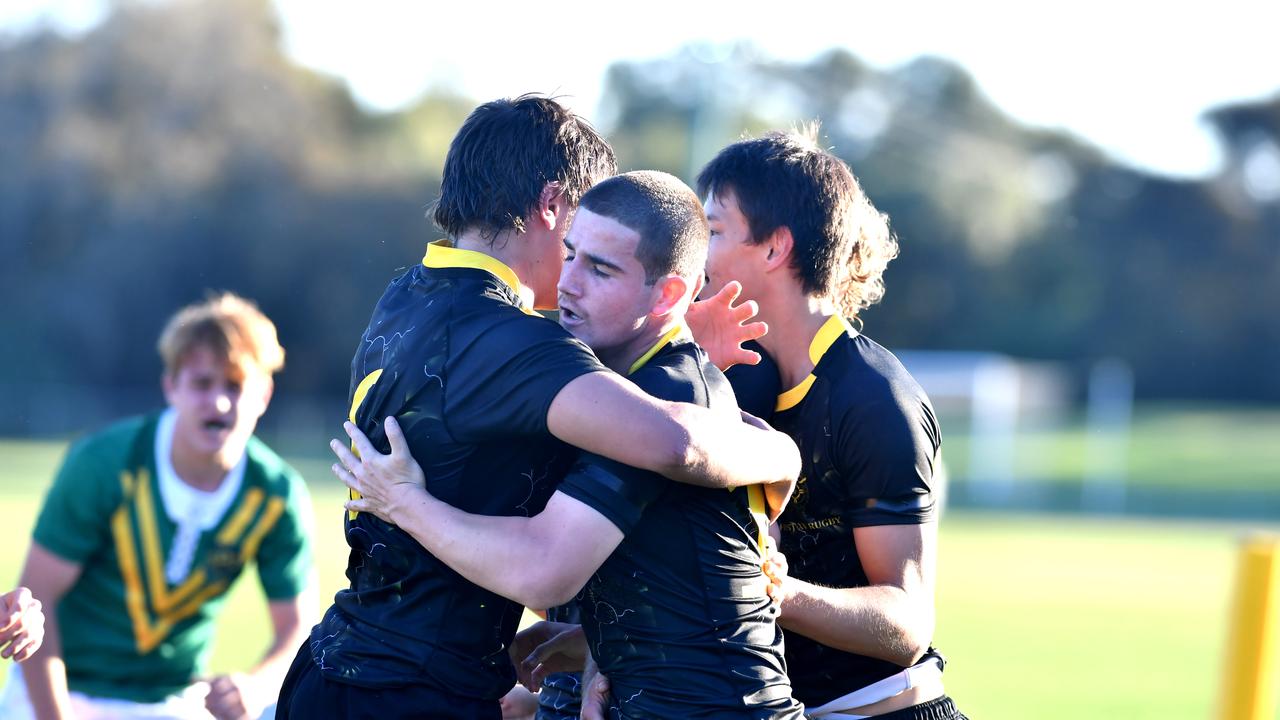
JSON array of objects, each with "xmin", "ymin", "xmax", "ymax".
[{"xmin": 583, "ymin": 251, "xmax": 625, "ymax": 274}]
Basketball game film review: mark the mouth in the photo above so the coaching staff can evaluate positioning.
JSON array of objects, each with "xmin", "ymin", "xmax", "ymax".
[
  {"xmin": 559, "ymin": 304, "xmax": 583, "ymax": 325},
  {"xmin": 202, "ymin": 418, "xmax": 232, "ymax": 433}
]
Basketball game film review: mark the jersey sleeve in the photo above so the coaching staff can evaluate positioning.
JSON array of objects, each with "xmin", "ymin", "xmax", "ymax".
[
  {"xmin": 556, "ymin": 454, "xmax": 666, "ymax": 536},
  {"xmin": 32, "ymin": 435, "xmax": 123, "ymax": 563},
  {"xmin": 447, "ymin": 312, "xmax": 607, "ymax": 441},
  {"xmin": 834, "ymin": 395, "xmax": 939, "ymax": 528},
  {"xmin": 253, "ymin": 470, "xmax": 316, "ymax": 600},
  {"xmin": 724, "ymin": 341, "xmax": 780, "ymax": 420}
]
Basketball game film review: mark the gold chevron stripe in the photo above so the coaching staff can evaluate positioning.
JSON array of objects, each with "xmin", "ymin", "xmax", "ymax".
[
  {"xmin": 239, "ymin": 497, "xmax": 287, "ymax": 562},
  {"xmin": 217, "ymin": 487, "xmax": 265, "ymax": 546}
]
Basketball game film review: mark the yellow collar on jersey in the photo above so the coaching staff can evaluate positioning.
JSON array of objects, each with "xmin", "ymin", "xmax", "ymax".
[
  {"xmin": 421, "ymin": 240, "xmax": 535, "ymax": 313},
  {"xmin": 628, "ymin": 324, "xmax": 686, "ymax": 376},
  {"xmin": 775, "ymin": 314, "xmax": 854, "ymax": 412}
]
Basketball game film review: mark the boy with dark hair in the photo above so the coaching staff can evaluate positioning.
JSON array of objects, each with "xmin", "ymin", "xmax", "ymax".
[
  {"xmin": 694, "ymin": 129, "xmax": 966, "ymax": 720},
  {"xmin": 279, "ymin": 97, "xmax": 799, "ymax": 720},
  {"xmin": 333, "ymin": 170, "xmax": 804, "ymax": 719},
  {"xmin": 5, "ymin": 293, "xmax": 315, "ymax": 720}
]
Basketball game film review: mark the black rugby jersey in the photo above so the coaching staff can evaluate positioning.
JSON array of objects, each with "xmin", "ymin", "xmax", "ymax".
[
  {"xmin": 558, "ymin": 332, "xmax": 803, "ymax": 720},
  {"xmin": 310, "ymin": 242, "xmax": 605, "ymax": 699},
  {"xmin": 724, "ymin": 339, "xmax": 781, "ymax": 420},
  {"xmin": 770, "ymin": 315, "xmax": 941, "ymax": 707}
]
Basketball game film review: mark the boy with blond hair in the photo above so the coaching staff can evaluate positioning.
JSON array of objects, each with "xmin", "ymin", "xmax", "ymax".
[{"xmin": 4, "ymin": 293, "xmax": 315, "ymax": 720}]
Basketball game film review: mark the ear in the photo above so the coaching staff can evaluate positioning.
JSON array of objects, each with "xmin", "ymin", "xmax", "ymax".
[
  {"xmin": 535, "ymin": 183, "xmax": 566, "ymax": 232},
  {"xmin": 650, "ymin": 274, "xmax": 692, "ymax": 318},
  {"xmin": 763, "ymin": 226, "xmax": 794, "ymax": 274}
]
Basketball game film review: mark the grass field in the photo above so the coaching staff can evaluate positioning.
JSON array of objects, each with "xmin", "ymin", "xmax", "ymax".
[{"xmin": 1, "ymin": 437, "xmax": 1277, "ymax": 719}]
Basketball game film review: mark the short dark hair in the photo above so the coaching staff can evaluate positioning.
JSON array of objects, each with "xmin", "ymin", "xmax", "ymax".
[
  {"xmin": 580, "ymin": 171, "xmax": 708, "ymax": 285},
  {"xmin": 433, "ymin": 94, "xmax": 617, "ymax": 240},
  {"xmin": 696, "ymin": 128, "xmax": 898, "ymax": 317}
]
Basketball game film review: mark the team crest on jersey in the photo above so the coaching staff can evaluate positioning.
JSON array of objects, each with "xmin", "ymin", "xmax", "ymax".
[{"xmin": 111, "ymin": 468, "xmax": 285, "ymax": 653}]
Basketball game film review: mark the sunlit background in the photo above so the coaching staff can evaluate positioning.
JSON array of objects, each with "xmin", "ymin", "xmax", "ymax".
[{"xmin": 1, "ymin": 1, "xmax": 1278, "ymax": 718}]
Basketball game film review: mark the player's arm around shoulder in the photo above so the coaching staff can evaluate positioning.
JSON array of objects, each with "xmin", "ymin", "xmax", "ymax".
[
  {"xmin": 546, "ymin": 370, "xmax": 800, "ymax": 492},
  {"xmin": 335, "ymin": 418, "xmax": 623, "ymax": 610}
]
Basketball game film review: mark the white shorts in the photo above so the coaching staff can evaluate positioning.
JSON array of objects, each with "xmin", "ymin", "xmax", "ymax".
[{"xmin": 0, "ymin": 665, "xmax": 274, "ymax": 720}]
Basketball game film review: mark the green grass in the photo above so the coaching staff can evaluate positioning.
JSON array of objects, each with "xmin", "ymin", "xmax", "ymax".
[{"xmin": 1, "ymin": 431, "xmax": 1278, "ymax": 718}]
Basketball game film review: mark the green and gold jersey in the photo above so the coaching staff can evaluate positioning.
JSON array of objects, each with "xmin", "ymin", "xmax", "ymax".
[{"xmin": 32, "ymin": 413, "xmax": 313, "ymax": 703}]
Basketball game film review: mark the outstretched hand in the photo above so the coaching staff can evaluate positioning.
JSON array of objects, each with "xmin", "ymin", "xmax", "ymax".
[
  {"xmin": 331, "ymin": 417, "xmax": 427, "ymax": 525},
  {"xmin": 687, "ymin": 281, "xmax": 767, "ymax": 371}
]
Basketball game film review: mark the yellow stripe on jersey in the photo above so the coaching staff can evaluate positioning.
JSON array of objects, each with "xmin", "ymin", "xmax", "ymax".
[{"xmin": 347, "ymin": 369, "xmax": 384, "ymax": 519}]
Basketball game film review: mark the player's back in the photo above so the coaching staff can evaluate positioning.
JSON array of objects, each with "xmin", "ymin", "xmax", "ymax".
[
  {"xmin": 310, "ymin": 244, "xmax": 602, "ymax": 701},
  {"xmin": 559, "ymin": 338, "xmax": 803, "ymax": 719}
]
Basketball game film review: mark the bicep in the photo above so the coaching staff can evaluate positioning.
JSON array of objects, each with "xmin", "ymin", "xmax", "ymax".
[
  {"xmin": 851, "ymin": 523, "xmax": 936, "ymax": 597},
  {"xmin": 547, "ymin": 372, "xmax": 688, "ymax": 473},
  {"xmin": 528, "ymin": 492, "xmax": 625, "ymax": 591},
  {"xmin": 19, "ymin": 542, "xmax": 83, "ymax": 604}
]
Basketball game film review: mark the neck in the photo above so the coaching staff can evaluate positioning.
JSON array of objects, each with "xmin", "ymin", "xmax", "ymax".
[
  {"xmin": 756, "ymin": 285, "xmax": 837, "ymax": 388},
  {"xmin": 454, "ymin": 229, "xmax": 538, "ymax": 309},
  {"xmin": 169, "ymin": 436, "xmax": 237, "ymax": 491},
  {"xmin": 603, "ymin": 319, "xmax": 684, "ymax": 375}
]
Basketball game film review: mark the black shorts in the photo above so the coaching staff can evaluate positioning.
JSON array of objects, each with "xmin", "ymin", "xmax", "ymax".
[
  {"xmin": 868, "ymin": 695, "xmax": 966, "ymax": 720},
  {"xmin": 276, "ymin": 640, "xmax": 501, "ymax": 720}
]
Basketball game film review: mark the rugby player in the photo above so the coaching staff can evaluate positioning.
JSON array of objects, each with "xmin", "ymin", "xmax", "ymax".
[
  {"xmin": 5, "ymin": 293, "xmax": 316, "ymax": 720},
  {"xmin": 694, "ymin": 130, "xmax": 966, "ymax": 719},
  {"xmin": 277, "ymin": 99, "xmax": 799, "ymax": 720},
  {"xmin": 336, "ymin": 170, "xmax": 803, "ymax": 719}
]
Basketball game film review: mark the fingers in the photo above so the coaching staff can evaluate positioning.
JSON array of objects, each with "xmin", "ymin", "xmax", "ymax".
[
  {"xmin": 719, "ymin": 280, "xmax": 743, "ymax": 304},
  {"xmin": 330, "ymin": 437, "xmax": 361, "ymax": 475},
  {"xmin": 331, "ymin": 458, "xmax": 360, "ymax": 493},
  {"xmin": 384, "ymin": 416, "xmax": 410, "ymax": 457},
  {"xmin": 730, "ymin": 298, "xmax": 759, "ymax": 324},
  {"xmin": 739, "ymin": 319, "xmax": 768, "ymax": 342},
  {"xmin": 203, "ymin": 675, "xmax": 248, "ymax": 720},
  {"xmin": 580, "ymin": 672, "xmax": 611, "ymax": 720},
  {"xmin": 343, "ymin": 421, "xmax": 377, "ymax": 461}
]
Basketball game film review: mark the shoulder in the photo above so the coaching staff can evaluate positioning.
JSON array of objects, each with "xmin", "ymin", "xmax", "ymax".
[
  {"xmin": 629, "ymin": 341, "xmax": 727, "ymax": 406},
  {"xmin": 827, "ymin": 335, "xmax": 937, "ymax": 449},
  {"xmin": 62, "ymin": 414, "xmax": 151, "ymax": 474}
]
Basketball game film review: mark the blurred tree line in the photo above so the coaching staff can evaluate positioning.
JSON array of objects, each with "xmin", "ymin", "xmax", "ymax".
[{"xmin": 1, "ymin": 0, "xmax": 1277, "ymax": 437}]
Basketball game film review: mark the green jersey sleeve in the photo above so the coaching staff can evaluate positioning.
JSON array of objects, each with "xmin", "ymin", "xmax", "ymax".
[
  {"xmin": 252, "ymin": 467, "xmax": 315, "ymax": 600},
  {"xmin": 32, "ymin": 430, "xmax": 128, "ymax": 563}
]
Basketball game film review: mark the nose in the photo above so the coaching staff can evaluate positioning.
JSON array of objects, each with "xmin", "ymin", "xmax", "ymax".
[
  {"xmin": 214, "ymin": 391, "xmax": 232, "ymax": 415},
  {"xmin": 557, "ymin": 258, "xmax": 580, "ymax": 299}
]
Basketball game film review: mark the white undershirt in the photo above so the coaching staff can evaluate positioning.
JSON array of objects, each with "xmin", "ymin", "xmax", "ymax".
[{"xmin": 154, "ymin": 408, "xmax": 245, "ymax": 584}]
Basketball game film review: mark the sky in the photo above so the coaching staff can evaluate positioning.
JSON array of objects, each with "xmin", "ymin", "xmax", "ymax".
[{"xmin": 2, "ymin": 0, "xmax": 1278, "ymax": 179}]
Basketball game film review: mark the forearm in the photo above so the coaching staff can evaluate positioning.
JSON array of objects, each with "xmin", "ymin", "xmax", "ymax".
[
  {"xmin": 246, "ymin": 614, "xmax": 308, "ymax": 690},
  {"xmin": 391, "ymin": 489, "xmax": 567, "ymax": 608},
  {"xmin": 22, "ymin": 614, "xmax": 72, "ymax": 720},
  {"xmin": 778, "ymin": 578, "xmax": 934, "ymax": 667},
  {"xmin": 670, "ymin": 403, "xmax": 800, "ymax": 490},
  {"xmin": 548, "ymin": 374, "xmax": 798, "ymax": 489}
]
